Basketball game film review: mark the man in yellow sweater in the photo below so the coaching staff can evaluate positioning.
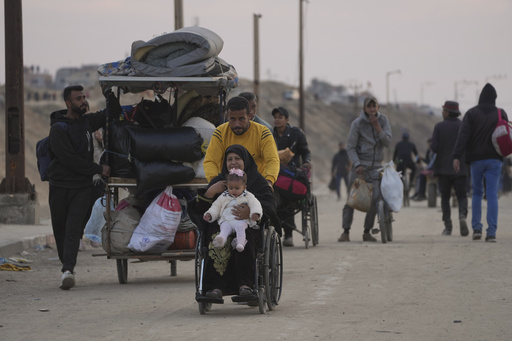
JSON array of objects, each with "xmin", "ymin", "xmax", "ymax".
[{"xmin": 204, "ymin": 96, "xmax": 280, "ymax": 186}]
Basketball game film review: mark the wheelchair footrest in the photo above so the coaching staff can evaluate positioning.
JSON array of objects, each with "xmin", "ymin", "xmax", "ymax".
[
  {"xmin": 231, "ymin": 294, "xmax": 258, "ymax": 303},
  {"xmin": 195, "ymin": 292, "xmax": 224, "ymax": 304}
]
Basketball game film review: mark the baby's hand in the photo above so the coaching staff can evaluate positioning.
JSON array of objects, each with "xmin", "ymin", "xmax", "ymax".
[
  {"xmin": 204, "ymin": 213, "xmax": 212, "ymax": 222},
  {"xmin": 251, "ymin": 213, "xmax": 260, "ymax": 222}
]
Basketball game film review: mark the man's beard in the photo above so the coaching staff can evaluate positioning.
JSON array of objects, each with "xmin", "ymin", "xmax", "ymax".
[
  {"xmin": 71, "ymin": 104, "xmax": 87, "ymax": 116},
  {"xmin": 231, "ymin": 127, "xmax": 247, "ymax": 135}
]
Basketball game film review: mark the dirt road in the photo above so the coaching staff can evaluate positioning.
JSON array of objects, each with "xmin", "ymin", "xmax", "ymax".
[{"xmin": 2, "ymin": 192, "xmax": 511, "ymax": 341}]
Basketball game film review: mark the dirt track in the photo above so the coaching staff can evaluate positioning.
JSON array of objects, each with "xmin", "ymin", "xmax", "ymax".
[{"xmin": 1, "ymin": 191, "xmax": 511, "ymax": 341}]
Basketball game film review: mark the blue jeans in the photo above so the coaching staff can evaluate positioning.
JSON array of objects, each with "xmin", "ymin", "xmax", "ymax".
[{"xmin": 470, "ymin": 159, "xmax": 502, "ymax": 237}]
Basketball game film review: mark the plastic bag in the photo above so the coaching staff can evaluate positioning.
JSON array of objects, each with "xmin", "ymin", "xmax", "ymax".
[
  {"xmin": 379, "ymin": 161, "xmax": 403, "ymax": 213},
  {"xmin": 347, "ymin": 177, "xmax": 373, "ymax": 212},
  {"xmin": 84, "ymin": 196, "xmax": 114, "ymax": 244},
  {"xmin": 128, "ymin": 186, "xmax": 182, "ymax": 252}
]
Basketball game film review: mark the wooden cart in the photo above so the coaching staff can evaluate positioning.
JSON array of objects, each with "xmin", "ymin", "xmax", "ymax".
[{"xmin": 92, "ymin": 75, "xmax": 235, "ymax": 284}]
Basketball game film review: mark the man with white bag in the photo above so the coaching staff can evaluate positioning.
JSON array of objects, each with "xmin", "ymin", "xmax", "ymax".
[{"xmin": 338, "ymin": 96, "xmax": 392, "ymax": 242}]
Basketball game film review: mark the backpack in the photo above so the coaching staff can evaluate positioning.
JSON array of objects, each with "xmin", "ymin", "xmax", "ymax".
[
  {"xmin": 36, "ymin": 122, "xmax": 68, "ymax": 181},
  {"xmin": 491, "ymin": 109, "xmax": 512, "ymax": 157}
]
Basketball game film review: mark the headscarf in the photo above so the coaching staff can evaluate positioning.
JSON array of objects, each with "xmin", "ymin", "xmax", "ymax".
[{"xmin": 209, "ymin": 144, "xmax": 280, "ymax": 228}]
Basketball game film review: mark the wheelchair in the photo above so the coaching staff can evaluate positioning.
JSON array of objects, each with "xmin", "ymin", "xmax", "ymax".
[
  {"xmin": 277, "ymin": 189, "xmax": 319, "ymax": 249},
  {"xmin": 194, "ymin": 220, "xmax": 283, "ymax": 314}
]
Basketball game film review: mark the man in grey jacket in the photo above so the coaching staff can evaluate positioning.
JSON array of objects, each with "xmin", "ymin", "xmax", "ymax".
[{"xmin": 338, "ymin": 96, "xmax": 392, "ymax": 242}]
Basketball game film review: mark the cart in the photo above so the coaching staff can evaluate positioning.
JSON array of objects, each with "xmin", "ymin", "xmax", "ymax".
[{"xmin": 92, "ymin": 75, "xmax": 236, "ymax": 284}]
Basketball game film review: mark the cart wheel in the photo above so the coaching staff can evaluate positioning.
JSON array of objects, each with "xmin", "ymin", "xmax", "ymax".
[
  {"xmin": 198, "ymin": 301, "xmax": 211, "ymax": 315},
  {"xmin": 116, "ymin": 259, "xmax": 128, "ymax": 284},
  {"xmin": 378, "ymin": 201, "xmax": 387, "ymax": 244},
  {"xmin": 258, "ymin": 287, "xmax": 266, "ymax": 314},
  {"xmin": 169, "ymin": 260, "xmax": 177, "ymax": 277}
]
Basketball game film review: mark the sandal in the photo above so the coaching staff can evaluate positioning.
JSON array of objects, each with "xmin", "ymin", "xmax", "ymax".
[
  {"xmin": 239, "ymin": 286, "xmax": 253, "ymax": 296},
  {"xmin": 205, "ymin": 289, "xmax": 223, "ymax": 299}
]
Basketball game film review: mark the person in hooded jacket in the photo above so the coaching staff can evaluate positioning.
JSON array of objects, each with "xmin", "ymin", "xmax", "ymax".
[
  {"xmin": 338, "ymin": 96, "xmax": 392, "ymax": 242},
  {"xmin": 453, "ymin": 83, "xmax": 509, "ymax": 242},
  {"xmin": 48, "ymin": 85, "xmax": 118, "ymax": 290},
  {"xmin": 393, "ymin": 132, "xmax": 418, "ymax": 192},
  {"xmin": 431, "ymin": 101, "xmax": 468, "ymax": 237}
]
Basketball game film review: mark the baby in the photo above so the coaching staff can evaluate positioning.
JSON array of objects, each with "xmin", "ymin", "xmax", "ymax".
[{"xmin": 203, "ymin": 168, "xmax": 263, "ymax": 252}]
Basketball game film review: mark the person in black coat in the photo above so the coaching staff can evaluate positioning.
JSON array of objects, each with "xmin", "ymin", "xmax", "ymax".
[
  {"xmin": 272, "ymin": 107, "xmax": 312, "ymax": 247},
  {"xmin": 331, "ymin": 142, "xmax": 351, "ymax": 201},
  {"xmin": 431, "ymin": 101, "xmax": 468, "ymax": 236},
  {"xmin": 393, "ymin": 132, "xmax": 418, "ymax": 192}
]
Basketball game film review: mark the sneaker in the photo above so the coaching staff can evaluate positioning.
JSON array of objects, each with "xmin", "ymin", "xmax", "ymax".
[
  {"xmin": 442, "ymin": 229, "xmax": 452, "ymax": 236},
  {"xmin": 472, "ymin": 230, "xmax": 482, "ymax": 240},
  {"xmin": 338, "ymin": 232, "xmax": 350, "ymax": 242},
  {"xmin": 282, "ymin": 237, "xmax": 294, "ymax": 247},
  {"xmin": 485, "ymin": 235, "xmax": 496, "ymax": 243},
  {"xmin": 459, "ymin": 217, "xmax": 469, "ymax": 236},
  {"xmin": 60, "ymin": 270, "xmax": 75, "ymax": 290},
  {"xmin": 362, "ymin": 233, "xmax": 377, "ymax": 242}
]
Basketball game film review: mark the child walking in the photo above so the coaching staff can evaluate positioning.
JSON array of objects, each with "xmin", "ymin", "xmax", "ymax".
[{"xmin": 203, "ymin": 168, "xmax": 263, "ymax": 252}]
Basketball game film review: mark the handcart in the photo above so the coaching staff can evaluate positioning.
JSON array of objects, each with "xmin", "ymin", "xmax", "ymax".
[{"xmin": 92, "ymin": 75, "xmax": 236, "ymax": 284}]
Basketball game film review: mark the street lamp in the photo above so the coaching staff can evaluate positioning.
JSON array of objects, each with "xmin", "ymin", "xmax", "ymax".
[
  {"xmin": 485, "ymin": 74, "xmax": 507, "ymax": 83},
  {"xmin": 454, "ymin": 80, "xmax": 478, "ymax": 101},
  {"xmin": 420, "ymin": 81, "xmax": 434, "ymax": 106},
  {"xmin": 386, "ymin": 70, "xmax": 401, "ymax": 105}
]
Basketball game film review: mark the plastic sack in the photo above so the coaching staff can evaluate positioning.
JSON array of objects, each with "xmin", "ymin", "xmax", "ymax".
[
  {"xmin": 84, "ymin": 196, "xmax": 114, "ymax": 244},
  {"xmin": 492, "ymin": 109, "xmax": 512, "ymax": 157},
  {"xmin": 101, "ymin": 206, "xmax": 142, "ymax": 254},
  {"xmin": 128, "ymin": 186, "xmax": 182, "ymax": 252},
  {"xmin": 379, "ymin": 161, "xmax": 403, "ymax": 213},
  {"xmin": 347, "ymin": 177, "xmax": 373, "ymax": 212}
]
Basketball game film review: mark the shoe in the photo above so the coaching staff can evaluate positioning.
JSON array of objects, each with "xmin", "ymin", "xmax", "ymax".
[
  {"xmin": 212, "ymin": 235, "xmax": 225, "ymax": 248},
  {"xmin": 459, "ymin": 217, "xmax": 469, "ymax": 236},
  {"xmin": 337, "ymin": 232, "xmax": 350, "ymax": 242},
  {"xmin": 205, "ymin": 289, "xmax": 223, "ymax": 299},
  {"xmin": 60, "ymin": 270, "xmax": 75, "ymax": 290},
  {"xmin": 90, "ymin": 240, "xmax": 102, "ymax": 248},
  {"xmin": 442, "ymin": 229, "xmax": 452, "ymax": 236},
  {"xmin": 413, "ymin": 195, "xmax": 427, "ymax": 201},
  {"xmin": 485, "ymin": 235, "xmax": 496, "ymax": 243},
  {"xmin": 473, "ymin": 230, "xmax": 482, "ymax": 240},
  {"xmin": 282, "ymin": 236, "xmax": 294, "ymax": 247},
  {"xmin": 239, "ymin": 286, "xmax": 253, "ymax": 296},
  {"xmin": 236, "ymin": 244, "xmax": 245, "ymax": 252},
  {"xmin": 362, "ymin": 233, "xmax": 377, "ymax": 242}
]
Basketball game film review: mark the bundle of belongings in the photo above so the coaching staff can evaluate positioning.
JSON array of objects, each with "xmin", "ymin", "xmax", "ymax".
[{"xmin": 98, "ymin": 26, "xmax": 238, "ymax": 82}]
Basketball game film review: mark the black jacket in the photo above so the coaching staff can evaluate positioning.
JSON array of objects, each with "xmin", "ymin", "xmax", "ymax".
[
  {"xmin": 431, "ymin": 116, "xmax": 467, "ymax": 176},
  {"xmin": 273, "ymin": 124, "xmax": 311, "ymax": 167},
  {"xmin": 393, "ymin": 139, "xmax": 418, "ymax": 167},
  {"xmin": 332, "ymin": 149, "xmax": 350, "ymax": 176},
  {"xmin": 454, "ymin": 83, "xmax": 509, "ymax": 163},
  {"xmin": 48, "ymin": 109, "xmax": 107, "ymax": 188}
]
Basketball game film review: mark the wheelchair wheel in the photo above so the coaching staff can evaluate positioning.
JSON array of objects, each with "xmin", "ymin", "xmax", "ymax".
[
  {"xmin": 258, "ymin": 287, "xmax": 267, "ymax": 314},
  {"xmin": 264, "ymin": 226, "xmax": 283, "ymax": 311},
  {"xmin": 378, "ymin": 201, "xmax": 388, "ymax": 244},
  {"xmin": 311, "ymin": 195, "xmax": 319, "ymax": 246},
  {"xmin": 301, "ymin": 201, "xmax": 311, "ymax": 249},
  {"xmin": 386, "ymin": 213, "xmax": 393, "ymax": 242},
  {"xmin": 116, "ymin": 259, "xmax": 128, "ymax": 284},
  {"xmin": 198, "ymin": 301, "xmax": 212, "ymax": 315}
]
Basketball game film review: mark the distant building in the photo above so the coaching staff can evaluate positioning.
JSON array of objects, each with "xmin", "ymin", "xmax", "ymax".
[
  {"xmin": 283, "ymin": 89, "xmax": 299, "ymax": 100},
  {"xmin": 24, "ymin": 65, "xmax": 53, "ymax": 89},
  {"xmin": 54, "ymin": 64, "xmax": 100, "ymax": 90},
  {"xmin": 307, "ymin": 78, "xmax": 350, "ymax": 105}
]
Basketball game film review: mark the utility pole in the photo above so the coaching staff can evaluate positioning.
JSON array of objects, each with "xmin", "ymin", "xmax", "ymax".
[
  {"xmin": 174, "ymin": 0, "xmax": 184, "ymax": 30},
  {"xmin": 299, "ymin": 0, "xmax": 305, "ymax": 132},
  {"xmin": 386, "ymin": 69, "xmax": 401, "ymax": 106},
  {"xmin": 0, "ymin": 0, "xmax": 37, "ymax": 224},
  {"xmin": 253, "ymin": 14, "xmax": 262, "ymax": 104}
]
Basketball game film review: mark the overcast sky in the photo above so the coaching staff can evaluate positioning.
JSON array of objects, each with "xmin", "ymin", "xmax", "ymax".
[{"xmin": 1, "ymin": 0, "xmax": 511, "ymax": 111}]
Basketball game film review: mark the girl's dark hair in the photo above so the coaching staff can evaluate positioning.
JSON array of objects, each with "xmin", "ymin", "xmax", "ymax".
[{"xmin": 227, "ymin": 171, "xmax": 247, "ymax": 185}]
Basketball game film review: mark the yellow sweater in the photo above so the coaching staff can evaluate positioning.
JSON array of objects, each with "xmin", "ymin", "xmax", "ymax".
[{"xmin": 203, "ymin": 122, "xmax": 280, "ymax": 184}]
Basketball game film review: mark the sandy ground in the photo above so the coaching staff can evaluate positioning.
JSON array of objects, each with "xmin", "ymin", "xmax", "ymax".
[{"xmin": 1, "ymin": 191, "xmax": 511, "ymax": 341}]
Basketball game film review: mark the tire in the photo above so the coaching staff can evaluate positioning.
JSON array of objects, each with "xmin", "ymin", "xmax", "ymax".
[
  {"xmin": 301, "ymin": 205, "xmax": 310, "ymax": 249},
  {"xmin": 427, "ymin": 182, "xmax": 437, "ymax": 208},
  {"xmin": 198, "ymin": 301, "xmax": 211, "ymax": 315},
  {"xmin": 116, "ymin": 259, "xmax": 128, "ymax": 284},
  {"xmin": 378, "ymin": 201, "xmax": 387, "ymax": 244},
  {"xmin": 402, "ymin": 177, "xmax": 410, "ymax": 207},
  {"xmin": 311, "ymin": 196, "xmax": 319, "ymax": 246},
  {"xmin": 264, "ymin": 227, "xmax": 283, "ymax": 311},
  {"xmin": 258, "ymin": 287, "xmax": 267, "ymax": 314},
  {"xmin": 386, "ymin": 211, "xmax": 393, "ymax": 242}
]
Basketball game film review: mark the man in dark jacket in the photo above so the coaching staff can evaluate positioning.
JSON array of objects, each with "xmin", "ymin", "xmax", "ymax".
[
  {"xmin": 431, "ymin": 101, "xmax": 468, "ymax": 236},
  {"xmin": 331, "ymin": 142, "xmax": 350, "ymax": 201},
  {"xmin": 272, "ymin": 106, "xmax": 312, "ymax": 246},
  {"xmin": 453, "ymin": 83, "xmax": 509, "ymax": 242},
  {"xmin": 393, "ymin": 132, "xmax": 418, "ymax": 193},
  {"xmin": 48, "ymin": 85, "xmax": 116, "ymax": 289}
]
